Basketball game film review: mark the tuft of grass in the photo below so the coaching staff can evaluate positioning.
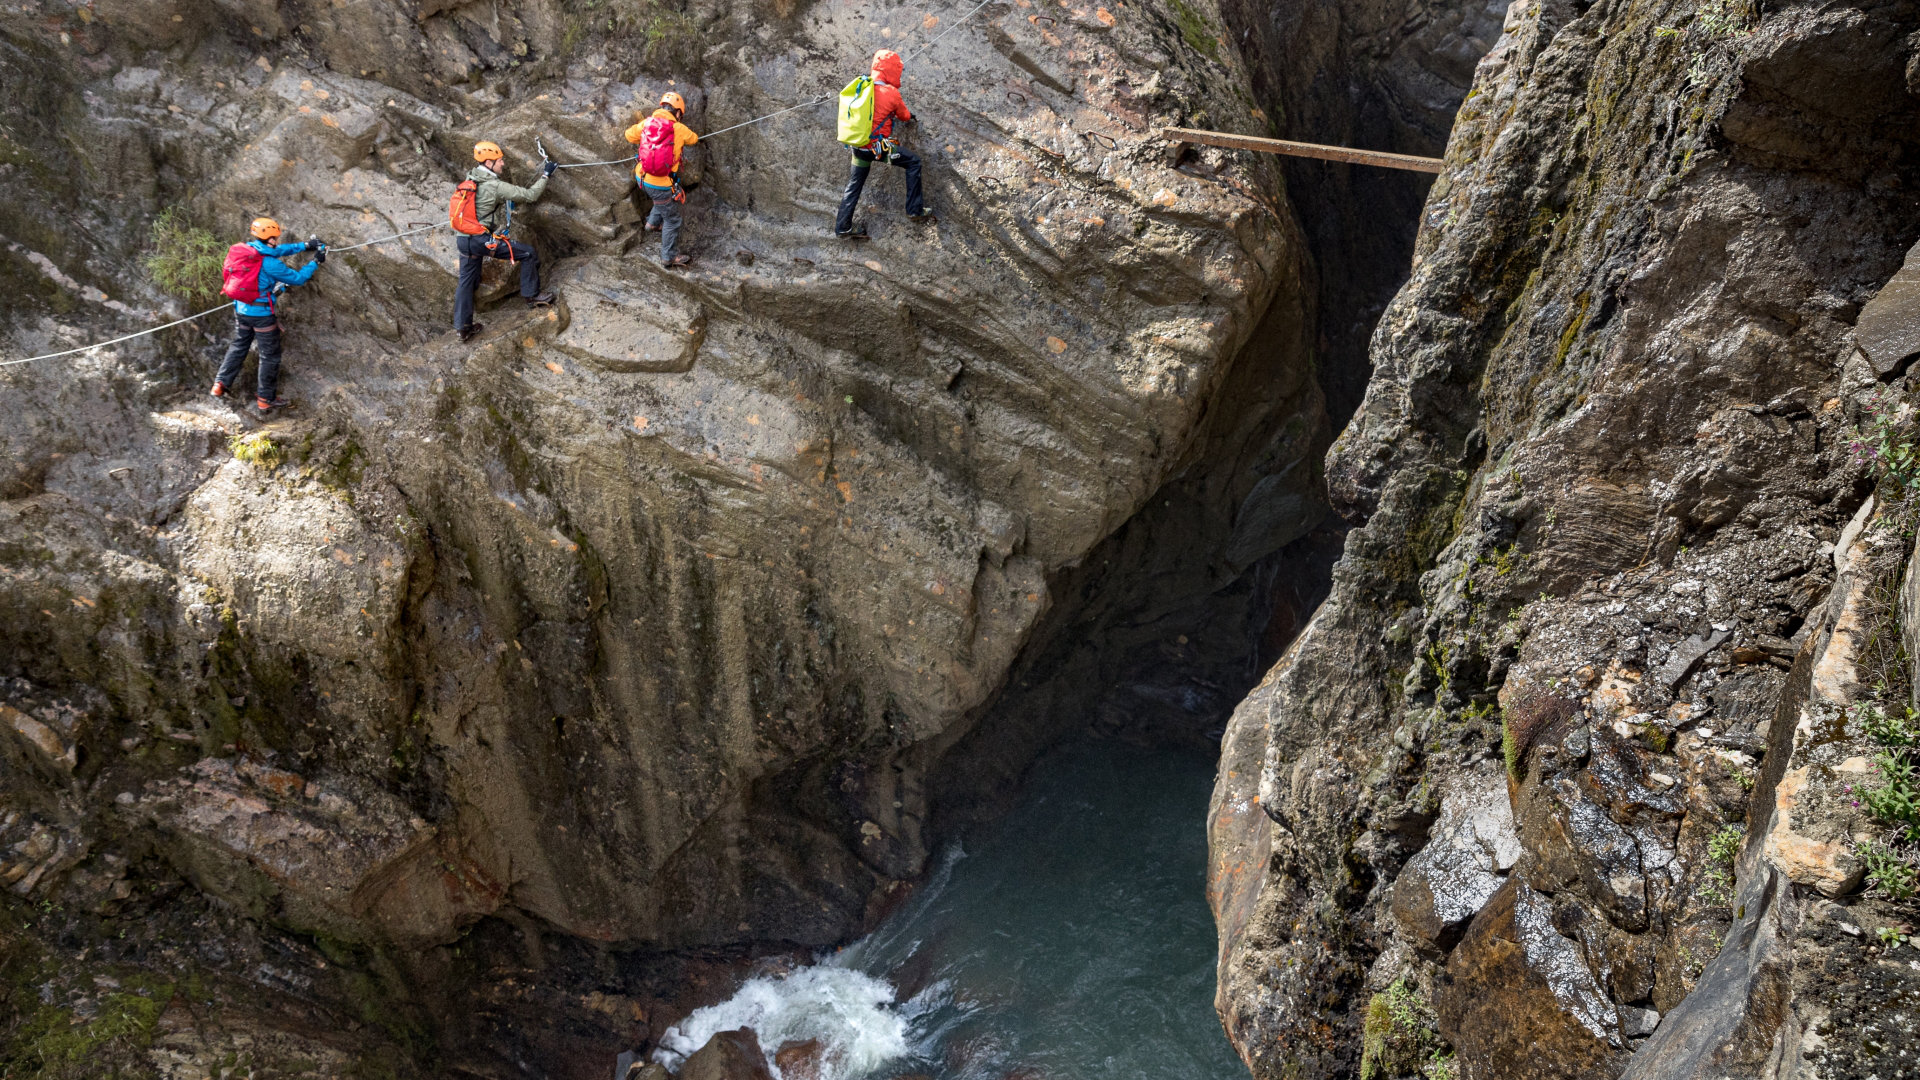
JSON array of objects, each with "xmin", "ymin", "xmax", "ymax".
[
  {"xmin": 5, "ymin": 973, "xmax": 174, "ymax": 1079},
  {"xmin": 1698, "ymin": 824, "xmax": 1742, "ymax": 909},
  {"xmin": 1166, "ymin": 0, "xmax": 1221, "ymax": 60},
  {"xmin": 1708, "ymin": 824, "xmax": 1744, "ymax": 864},
  {"xmin": 1361, "ymin": 980, "xmax": 1446, "ymax": 1080},
  {"xmin": 1501, "ymin": 691, "xmax": 1577, "ymax": 779},
  {"xmin": 229, "ymin": 432, "xmax": 284, "ymax": 471},
  {"xmin": 144, "ymin": 207, "xmax": 225, "ymax": 305}
]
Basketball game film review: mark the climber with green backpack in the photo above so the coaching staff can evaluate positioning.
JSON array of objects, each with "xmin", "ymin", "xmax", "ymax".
[{"xmin": 835, "ymin": 49, "xmax": 932, "ymax": 238}]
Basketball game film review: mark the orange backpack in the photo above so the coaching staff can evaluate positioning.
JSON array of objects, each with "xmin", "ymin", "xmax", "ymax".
[{"xmin": 449, "ymin": 179, "xmax": 489, "ymax": 236}]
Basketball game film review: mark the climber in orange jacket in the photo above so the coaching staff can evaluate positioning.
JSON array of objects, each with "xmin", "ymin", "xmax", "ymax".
[
  {"xmin": 835, "ymin": 49, "xmax": 933, "ymax": 238},
  {"xmin": 626, "ymin": 92, "xmax": 700, "ymax": 268}
]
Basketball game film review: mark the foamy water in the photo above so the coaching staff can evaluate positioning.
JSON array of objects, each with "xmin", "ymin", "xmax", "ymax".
[
  {"xmin": 652, "ymin": 743, "xmax": 1244, "ymax": 1080},
  {"xmin": 652, "ymin": 965, "xmax": 916, "ymax": 1080}
]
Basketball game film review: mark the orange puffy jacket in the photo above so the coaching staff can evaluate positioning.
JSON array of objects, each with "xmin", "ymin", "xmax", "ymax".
[{"xmin": 868, "ymin": 49, "xmax": 912, "ymax": 142}]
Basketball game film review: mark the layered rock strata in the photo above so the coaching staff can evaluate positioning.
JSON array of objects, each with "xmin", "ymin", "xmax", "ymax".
[
  {"xmin": 1213, "ymin": 0, "xmax": 1920, "ymax": 1077},
  {"xmin": 0, "ymin": 0, "xmax": 1350, "ymax": 1072}
]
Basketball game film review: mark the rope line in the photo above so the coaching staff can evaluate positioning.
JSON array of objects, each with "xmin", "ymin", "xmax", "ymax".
[
  {"xmin": 1, "ymin": 303, "xmax": 231, "ymax": 368},
  {"xmin": 329, "ymin": 222, "xmax": 442, "ymax": 251},
  {"xmin": 6, "ymin": 222, "xmax": 447, "ymax": 367},
  {"xmin": 906, "ymin": 0, "xmax": 999, "ymax": 60},
  {"xmin": 554, "ymin": 0, "xmax": 998, "ymax": 170},
  {"xmin": 8, "ymin": 0, "xmax": 1005, "ymax": 366}
]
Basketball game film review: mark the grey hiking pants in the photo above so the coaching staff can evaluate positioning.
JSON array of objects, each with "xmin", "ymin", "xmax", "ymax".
[{"xmin": 643, "ymin": 181, "xmax": 682, "ymax": 264}]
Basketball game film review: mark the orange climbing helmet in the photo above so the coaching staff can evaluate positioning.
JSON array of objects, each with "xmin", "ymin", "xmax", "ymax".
[
  {"xmin": 249, "ymin": 217, "xmax": 281, "ymax": 241},
  {"xmin": 473, "ymin": 140, "xmax": 504, "ymax": 163},
  {"xmin": 659, "ymin": 91, "xmax": 686, "ymax": 114},
  {"xmin": 871, "ymin": 49, "xmax": 903, "ymax": 87}
]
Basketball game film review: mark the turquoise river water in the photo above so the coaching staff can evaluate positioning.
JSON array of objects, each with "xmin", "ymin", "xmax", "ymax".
[{"xmin": 652, "ymin": 741, "xmax": 1247, "ymax": 1080}]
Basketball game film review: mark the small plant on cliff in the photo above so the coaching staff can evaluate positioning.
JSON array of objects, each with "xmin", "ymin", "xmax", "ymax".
[
  {"xmin": 1698, "ymin": 824, "xmax": 1743, "ymax": 909},
  {"xmin": 1695, "ymin": 0, "xmax": 1756, "ymax": 38},
  {"xmin": 144, "ymin": 207, "xmax": 224, "ymax": 306},
  {"xmin": 1851, "ymin": 389, "xmax": 1920, "ymax": 494},
  {"xmin": 6, "ymin": 970, "xmax": 174, "ymax": 1079},
  {"xmin": 1166, "ymin": 0, "xmax": 1222, "ymax": 60},
  {"xmin": 1859, "ymin": 699, "xmax": 1920, "ymax": 749},
  {"xmin": 1361, "ymin": 980, "xmax": 1446, "ymax": 1080},
  {"xmin": 1501, "ymin": 691, "xmax": 1578, "ymax": 779},
  {"xmin": 1861, "ymin": 838, "xmax": 1919, "ymax": 900},
  {"xmin": 1866, "ymin": 749, "xmax": 1920, "ymax": 842},
  {"xmin": 229, "ymin": 432, "xmax": 284, "ymax": 471}
]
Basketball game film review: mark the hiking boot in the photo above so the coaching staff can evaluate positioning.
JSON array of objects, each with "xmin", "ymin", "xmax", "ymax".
[
  {"xmin": 526, "ymin": 291, "xmax": 556, "ymax": 308},
  {"xmin": 458, "ymin": 322, "xmax": 485, "ymax": 343},
  {"xmin": 210, "ymin": 381, "xmax": 227, "ymax": 398},
  {"xmin": 664, "ymin": 254, "xmax": 692, "ymax": 269},
  {"xmin": 908, "ymin": 208, "xmax": 937, "ymax": 223},
  {"xmin": 255, "ymin": 396, "xmax": 293, "ymax": 414},
  {"xmin": 835, "ymin": 225, "xmax": 870, "ymax": 240},
  {"xmin": 645, "ymin": 222, "xmax": 662, "ymax": 232}
]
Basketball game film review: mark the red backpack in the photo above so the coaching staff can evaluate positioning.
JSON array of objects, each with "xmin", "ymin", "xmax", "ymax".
[
  {"xmin": 220, "ymin": 243, "xmax": 267, "ymax": 304},
  {"xmin": 638, "ymin": 115, "xmax": 677, "ymax": 176},
  {"xmin": 449, "ymin": 179, "xmax": 489, "ymax": 236}
]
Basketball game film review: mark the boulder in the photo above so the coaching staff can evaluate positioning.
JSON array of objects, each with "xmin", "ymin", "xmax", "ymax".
[
  {"xmin": 1389, "ymin": 765, "xmax": 1520, "ymax": 951},
  {"xmin": 681, "ymin": 1029, "xmax": 774, "ymax": 1080},
  {"xmin": 1435, "ymin": 879, "xmax": 1624, "ymax": 1080}
]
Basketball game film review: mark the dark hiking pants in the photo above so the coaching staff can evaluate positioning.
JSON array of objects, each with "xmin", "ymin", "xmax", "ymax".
[
  {"xmin": 454, "ymin": 234, "xmax": 539, "ymax": 331},
  {"xmin": 835, "ymin": 146, "xmax": 923, "ymax": 234},
  {"xmin": 216, "ymin": 311, "xmax": 283, "ymax": 402}
]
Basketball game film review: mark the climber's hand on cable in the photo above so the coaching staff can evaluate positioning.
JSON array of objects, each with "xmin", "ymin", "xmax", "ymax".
[
  {"xmin": 543, "ymin": 160, "xmax": 559, "ymax": 177},
  {"xmin": 315, "ymin": 245, "xmax": 327, "ymax": 264}
]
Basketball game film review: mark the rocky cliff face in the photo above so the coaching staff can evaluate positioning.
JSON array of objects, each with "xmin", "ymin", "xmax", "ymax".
[
  {"xmin": 1212, "ymin": 0, "xmax": 1920, "ymax": 1076},
  {"xmin": 0, "ymin": 0, "xmax": 1357, "ymax": 1073}
]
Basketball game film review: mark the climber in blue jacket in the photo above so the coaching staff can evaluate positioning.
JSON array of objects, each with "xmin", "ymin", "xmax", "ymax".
[{"xmin": 211, "ymin": 217, "xmax": 324, "ymax": 414}]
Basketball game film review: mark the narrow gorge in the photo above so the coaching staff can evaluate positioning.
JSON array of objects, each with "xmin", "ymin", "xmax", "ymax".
[{"xmin": 4, "ymin": 0, "xmax": 1920, "ymax": 1077}]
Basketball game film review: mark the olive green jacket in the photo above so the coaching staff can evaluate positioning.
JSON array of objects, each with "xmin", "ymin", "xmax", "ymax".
[{"xmin": 467, "ymin": 164, "xmax": 549, "ymax": 232}]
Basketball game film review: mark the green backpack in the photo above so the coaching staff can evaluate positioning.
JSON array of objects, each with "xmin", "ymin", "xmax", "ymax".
[{"xmin": 837, "ymin": 75, "xmax": 876, "ymax": 146}]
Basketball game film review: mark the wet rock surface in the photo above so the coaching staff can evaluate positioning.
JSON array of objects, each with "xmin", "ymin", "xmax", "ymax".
[
  {"xmin": 0, "ymin": 0, "xmax": 1379, "ymax": 1072},
  {"xmin": 1210, "ymin": 0, "xmax": 1920, "ymax": 1076}
]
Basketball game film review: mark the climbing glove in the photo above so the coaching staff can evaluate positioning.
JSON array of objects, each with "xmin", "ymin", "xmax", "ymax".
[{"xmin": 543, "ymin": 160, "xmax": 559, "ymax": 177}]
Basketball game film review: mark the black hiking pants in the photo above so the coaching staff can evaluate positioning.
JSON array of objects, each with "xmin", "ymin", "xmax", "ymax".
[
  {"xmin": 835, "ymin": 146, "xmax": 923, "ymax": 235},
  {"xmin": 454, "ymin": 234, "xmax": 540, "ymax": 332}
]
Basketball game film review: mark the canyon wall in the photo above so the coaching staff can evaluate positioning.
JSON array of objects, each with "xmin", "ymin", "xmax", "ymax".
[
  {"xmin": 1212, "ymin": 0, "xmax": 1920, "ymax": 1076},
  {"xmin": 0, "ymin": 0, "xmax": 1337, "ymax": 1072}
]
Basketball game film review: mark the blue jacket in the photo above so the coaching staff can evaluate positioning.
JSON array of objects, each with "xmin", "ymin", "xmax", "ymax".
[{"xmin": 233, "ymin": 240, "xmax": 317, "ymax": 317}]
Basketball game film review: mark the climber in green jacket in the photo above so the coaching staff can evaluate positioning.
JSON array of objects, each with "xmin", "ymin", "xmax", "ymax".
[{"xmin": 454, "ymin": 140, "xmax": 557, "ymax": 342}]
